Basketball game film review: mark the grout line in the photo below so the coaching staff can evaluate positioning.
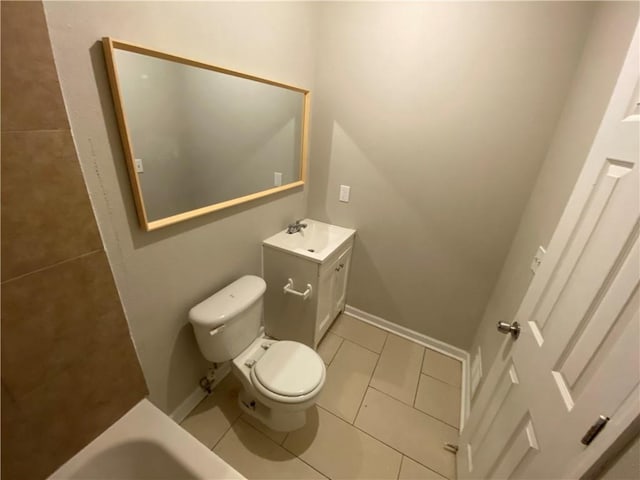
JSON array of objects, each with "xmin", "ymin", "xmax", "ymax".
[
  {"xmin": 414, "ymin": 373, "xmax": 462, "ymax": 429},
  {"xmin": 210, "ymin": 414, "xmax": 242, "ymax": 452},
  {"xmin": 290, "ymin": 452, "xmax": 330, "ymax": 479},
  {"xmin": 318, "ymin": 404, "xmax": 446, "ymax": 480},
  {"xmin": 422, "ymin": 372, "xmax": 463, "ymax": 390},
  {"xmin": 318, "ymin": 332, "xmax": 344, "ymax": 367},
  {"xmin": 412, "ymin": 348, "xmax": 427, "ymax": 408},
  {"xmin": 319, "ymin": 404, "xmax": 406, "ymax": 456},
  {"xmin": 1, "ymin": 128, "xmax": 70, "ymax": 134},
  {"xmin": 235, "ymin": 413, "xmax": 324, "ymax": 473},
  {"xmin": 401, "ymin": 455, "xmax": 449, "ymax": 480},
  {"xmin": 326, "ymin": 336, "xmax": 344, "ymax": 366},
  {"xmin": 237, "ymin": 416, "xmax": 285, "ymax": 447},
  {"xmin": 328, "ymin": 316, "xmax": 389, "ymax": 355},
  {"xmin": 1, "ymin": 248, "xmax": 104, "ymax": 285},
  {"xmin": 369, "ymin": 384, "xmax": 460, "ymax": 432},
  {"xmin": 275, "ymin": 419, "xmax": 331, "ymax": 479},
  {"xmin": 328, "ymin": 329, "xmax": 386, "ymax": 356},
  {"xmin": 351, "ymin": 332, "xmax": 388, "ymax": 425},
  {"xmin": 398, "ymin": 455, "xmax": 405, "ymax": 480}
]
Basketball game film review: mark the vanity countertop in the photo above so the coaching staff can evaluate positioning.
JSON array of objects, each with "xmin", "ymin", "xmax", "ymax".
[{"xmin": 263, "ymin": 219, "xmax": 355, "ymax": 264}]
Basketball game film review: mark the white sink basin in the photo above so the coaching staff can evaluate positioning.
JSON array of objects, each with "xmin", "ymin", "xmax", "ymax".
[{"xmin": 263, "ymin": 219, "xmax": 355, "ymax": 263}]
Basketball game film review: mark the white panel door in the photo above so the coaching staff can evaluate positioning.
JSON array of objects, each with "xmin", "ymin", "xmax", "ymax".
[{"xmin": 458, "ymin": 23, "xmax": 639, "ymax": 480}]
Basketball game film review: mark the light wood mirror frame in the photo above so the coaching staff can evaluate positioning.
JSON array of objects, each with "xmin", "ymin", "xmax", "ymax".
[{"xmin": 102, "ymin": 37, "xmax": 310, "ymax": 231}]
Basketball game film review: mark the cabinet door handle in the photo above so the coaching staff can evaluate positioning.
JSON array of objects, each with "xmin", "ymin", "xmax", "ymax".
[{"xmin": 335, "ymin": 263, "xmax": 345, "ymax": 272}]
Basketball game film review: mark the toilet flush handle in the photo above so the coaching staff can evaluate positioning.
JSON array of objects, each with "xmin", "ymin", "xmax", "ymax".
[{"xmin": 209, "ymin": 325, "xmax": 226, "ymax": 336}]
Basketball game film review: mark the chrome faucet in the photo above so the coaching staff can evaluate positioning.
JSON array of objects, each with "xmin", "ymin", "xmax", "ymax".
[{"xmin": 286, "ymin": 219, "xmax": 308, "ymax": 234}]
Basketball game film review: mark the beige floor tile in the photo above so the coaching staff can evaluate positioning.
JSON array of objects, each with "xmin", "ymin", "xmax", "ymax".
[
  {"xmin": 370, "ymin": 334, "xmax": 424, "ymax": 405},
  {"xmin": 317, "ymin": 340, "xmax": 379, "ymax": 423},
  {"xmin": 414, "ymin": 375, "xmax": 461, "ymax": 429},
  {"xmin": 355, "ymin": 388, "xmax": 458, "ymax": 479},
  {"xmin": 284, "ymin": 406, "xmax": 402, "ymax": 480},
  {"xmin": 241, "ymin": 413, "xmax": 288, "ymax": 444},
  {"xmin": 399, "ymin": 456, "xmax": 447, "ymax": 479},
  {"xmin": 180, "ymin": 374, "xmax": 242, "ymax": 448},
  {"xmin": 317, "ymin": 331, "xmax": 343, "ymax": 365},
  {"xmin": 422, "ymin": 349, "xmax": 462, "ymax": 387},
  {"xmin": 330, "ymin": 314, "xmax": 387, "ymax": 353},
  {"xmin": 214, "ymin": 419, "xmax": 326, "ymax": 480}
]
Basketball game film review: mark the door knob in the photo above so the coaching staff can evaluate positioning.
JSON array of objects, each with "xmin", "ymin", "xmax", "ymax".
[{"xmin": 497, "ymin": 321, "xmax": 520, "ymax": 339}]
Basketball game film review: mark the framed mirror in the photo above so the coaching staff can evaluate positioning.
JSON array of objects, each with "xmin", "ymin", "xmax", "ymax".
[{"xmin": 102, "ymin": 38, "xmax": 309, "ymax": 231}]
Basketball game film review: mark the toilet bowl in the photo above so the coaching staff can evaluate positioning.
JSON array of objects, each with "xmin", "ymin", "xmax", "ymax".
[{"xmin": 189, "ymin": 275, "xmax": 325, "ymax": 432}]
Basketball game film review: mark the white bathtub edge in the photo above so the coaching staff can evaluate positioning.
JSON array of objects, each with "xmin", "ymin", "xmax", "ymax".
[{"xmin": 49, "ymin": 399, "xmax": 244, "ymax": 479}]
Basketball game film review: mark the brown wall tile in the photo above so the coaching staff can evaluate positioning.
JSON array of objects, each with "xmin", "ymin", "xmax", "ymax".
[
  {"xmin": 1, "ymin": 1, "xmax": 69, "ymax": 131},
  {"xmin": 1, "ymin": 321, "xmax": 145, "ymax": 480},
  {"xmin": 1, "ymin": 130, "xmax": 102, "ymax": 281},
  {"xmin": 1, "ymin": 251, "xmax": 144, "ymax": 401}
]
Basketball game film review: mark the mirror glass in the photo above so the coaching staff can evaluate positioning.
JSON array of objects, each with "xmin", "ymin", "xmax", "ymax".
[{"xmin": 103, "ymin": 38, "xmax": 309, "ymax": 230}]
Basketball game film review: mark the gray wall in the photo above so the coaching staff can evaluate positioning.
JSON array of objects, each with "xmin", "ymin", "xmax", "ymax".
[
  {"xmin": 468, "ymin": 2, "xmax": 639, "ymax": 399},
  {"xmin": 44, "ymin": 0, "xmax": 315, "ymax": 414},
  {"xmin": 307, "ymin": 2, "xmax": 595, "ymax": 349}
]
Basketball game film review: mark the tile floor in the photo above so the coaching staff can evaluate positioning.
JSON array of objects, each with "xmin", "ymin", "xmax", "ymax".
[{"xmin": 181, "ymin": 314, "xmax": 463, "ymax": 480}]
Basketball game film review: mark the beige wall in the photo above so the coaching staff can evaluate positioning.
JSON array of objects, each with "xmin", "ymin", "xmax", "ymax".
[
  {"xmin": 1, "ymin": 2, "xmax": 147, "ymax": 478},
  {"xmin": 468, "ymin": 2, "xmax": 639, "ymax": 398},
  {"xmin": 307, "ymin": 2, "xmax": 595, "ymax": 348},
  {"xmin": 596, "ymin": 434, "xmax": 640, "ymax": 480},
  {"xmin": 43, "ymin": 1, "xmax": 316, "ymax": 414}
]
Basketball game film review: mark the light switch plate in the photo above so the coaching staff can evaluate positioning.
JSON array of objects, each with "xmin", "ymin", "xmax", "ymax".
[
  {"xmin": 274, "ymin": 172, "xmax": 282, "ymax": 187},
  {"xmin": 339, "ymin": 185, "xmax": 351, "ymax": 202},
  {"xmin": 530, "ymin": 245, "xmax": 546, "ymax": 273},
  {"xmin": 135, "ymin": 158, "xmax": 144, "ymax": 173}
]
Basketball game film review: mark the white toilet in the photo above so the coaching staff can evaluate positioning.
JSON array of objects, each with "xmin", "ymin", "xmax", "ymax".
[{"xmin": 189, "ymin": 275, "xmax": 326, "ymax": 432}]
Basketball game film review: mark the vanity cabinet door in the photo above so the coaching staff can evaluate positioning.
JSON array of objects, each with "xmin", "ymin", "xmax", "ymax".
[
  {"xmin": 332, "ymin": 247, "xmax": 351, "ymax": 316},
  {"xmin": 315, "ymin": 246, "xmax": 353, "ymax": 346},
  {"xmin": 315, "ymin": 265, "xmax": 335, "ymax": 344}
]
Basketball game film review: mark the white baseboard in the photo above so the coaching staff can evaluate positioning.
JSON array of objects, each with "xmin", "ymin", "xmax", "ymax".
[
  {"xmin": 343, "ymin": 304, "xmax": 471, "ymax": 430},
  {"xmin": 170, "ymin": 386, "xmax": 207, "ymax": 424},
  {"xmin": 169, "ymin": 364, "xmax": 231, "ymax": 424}
]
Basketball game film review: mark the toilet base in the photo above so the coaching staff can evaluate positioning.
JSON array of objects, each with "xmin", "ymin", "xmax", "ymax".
[{"xmin": 237, "ymin": 389, "xmax": 306, "ymax": 432}]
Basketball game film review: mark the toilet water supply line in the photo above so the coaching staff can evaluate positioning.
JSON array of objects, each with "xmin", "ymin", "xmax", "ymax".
[
  {"xmin": 199, "ymin": 365, "xmax": 219, "ymax": 394},
  {"xmin": 283, "ymin": 278, "xmax": 312, "ymax": 300}
]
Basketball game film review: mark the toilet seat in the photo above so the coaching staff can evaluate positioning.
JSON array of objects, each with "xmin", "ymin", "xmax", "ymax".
[{"xmin": 250, "ymin": 341, "xmax": 325, "ymax": 404}]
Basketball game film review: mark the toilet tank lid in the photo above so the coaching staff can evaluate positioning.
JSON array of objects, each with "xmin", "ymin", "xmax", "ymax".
[{"xmin": 188, "ymin": 275, "xmax": 266, "ymax": 328}]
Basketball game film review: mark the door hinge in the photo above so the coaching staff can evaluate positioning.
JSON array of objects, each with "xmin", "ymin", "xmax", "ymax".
[
  {"xmin": 444, "ymin": 443, "xmax": 459, "ymax": 453},
  {"xmin": 581, "ymin": 415, "xmax": 610, "ymax": 446}
]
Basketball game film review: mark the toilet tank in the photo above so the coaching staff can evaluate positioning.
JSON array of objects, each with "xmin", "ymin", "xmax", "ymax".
[{"xmin": 189, "ymin": 275, "xmax": 266, "ymax": 363}]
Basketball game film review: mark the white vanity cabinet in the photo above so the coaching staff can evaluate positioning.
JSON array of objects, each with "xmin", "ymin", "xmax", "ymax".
[{"xmin": 262, "ymin": 220, "xmax": 355, "ymax": 348}]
